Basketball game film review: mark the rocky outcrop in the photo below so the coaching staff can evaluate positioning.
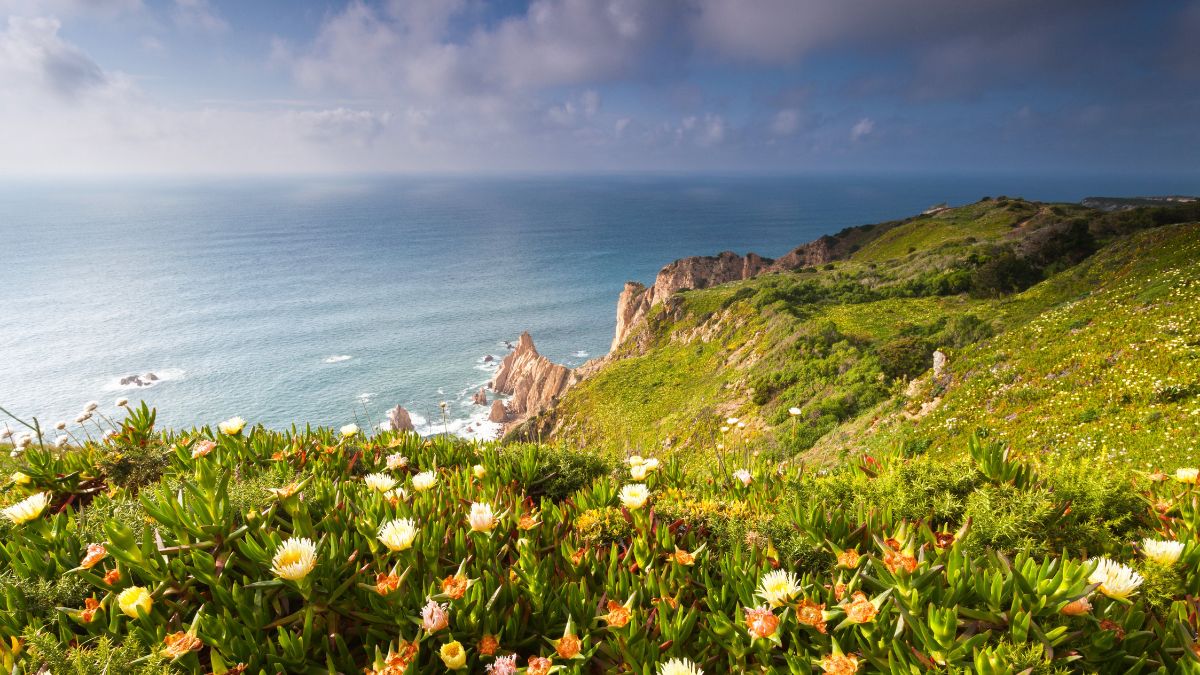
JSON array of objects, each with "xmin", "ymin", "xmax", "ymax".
[
  {"xmin": 386, "ymin": 405, "xmax": 414, "ymax": 432},
  {"xmin": 489, "ymin": 399, "xmax": 507, "ymax": 423},
  {"xmin": 472, "ymin": 388, "xmax": 488, "ymax": 406},
  {"xmin": 491, "ymin": 332, "xmax": 574, "ymax": 430}
]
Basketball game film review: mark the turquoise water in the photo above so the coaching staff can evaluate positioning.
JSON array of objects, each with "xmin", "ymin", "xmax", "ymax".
[{"xmin": 1, "ymin": 174, "xmax": 1195, "ymax": 436}]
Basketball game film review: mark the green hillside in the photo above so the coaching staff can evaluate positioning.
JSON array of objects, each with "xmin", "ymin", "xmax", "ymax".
[{"xmin": 523, "ymin": 199, "xmax": 1200, "ymax": 471}]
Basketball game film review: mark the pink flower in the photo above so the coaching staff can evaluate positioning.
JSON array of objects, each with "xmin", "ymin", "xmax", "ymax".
[
  {"xmin": 421, "ymin": 599, "xmax": 450, "ymax": 632},
  {"xmin": 486, "ymin": 655, "xmax": 518, "ymax": 675}
]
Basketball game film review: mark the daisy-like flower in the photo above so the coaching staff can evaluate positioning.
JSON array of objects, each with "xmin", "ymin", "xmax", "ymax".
[
  {"xmin": 627, "ymin": 455, "xmax": 644, "ymax": 467},
  {"xmin": 844, "ymin": 591, "xmax": 878, "ymax": 623},
  {"xmin": 518, "ymin": 511, "xmax": 541, "ymax": 530},
  {"xmin": 375, "ymin": 572, "xmax": 401, "ymax": 595},
  {"xmin": 837, "ymin": 549, "xmax": 860, "ymax": 569},
  {"xmin": 340, "ymin": 423, "xmax": 360, "ymax": 438},
  {"xmin": 438, "ymin": 640, "xmax": 467, "ymax": 670},
  {"xmin": 659, "ymin": 657, "xmax": 703, "ymax": 675},
  {"xmin": 218, "ymin": 416, "xmax": 246, "ymax": 435},
  {"xmin": 1142, "ymin": 539, "xmax": 1185, "ymax": 566},
  {"xmin": 1175, "ymin": 467, "xmax": 1199, "ymax": 484},
  {"xmin": 386, "ymin": 453, "xmax": 408, "ymax": 470},
  {"xmin": 1089, "ymin": 558, "xmax": 1143, "ymax": 600},
  {"xmin": 378, "ymin": 518, "xmax": 418, "ymax": 551},
  {"xmin": 79, "ymin": 597, "xmax": 101, "ymax": 623},
  {"xmin": 3, "ymin": 492, "xmax": 49, "ymax": 525},
  {"xmin": 364, "ymin": 473, "xmax": 397, "ymax": 493},
  {"xmin": 54, "ymin": 436, "xmax": 68, "ymax": 448},
  {"xmin": 271, "ymin": 538, "xmax": 318, "ymax": 580},
  {"xmin": 745, "ymin": 606, "xmax": 779, "ymax": 640},
  {"xmin": 725, "ymin": 417, "xmax": 739, "ymax": 425},
  {"xmin": 527, "ymin": 656, "xmax": 553, "ymax": 675},
  {"xmin": 80, "ymin": 543, "xmax": 107, "ymax": 569},
  {"xmin": 384, "ymin": 487, "xmax": 408, "ymax": 504},
  {"xmin": 412, "ymin": 470, "xmax": 437, "ymax": 492},
  {"xmin": 486, "ymin": 654, "xmax": 517, "ymax": 675},
  {"xmin": 473, "ymin": 464, "xmax": 487, "ymax": 479},
  {"xmin": 631, "ymin": 463, "xmax": 649, "ymax": 480},
  {"xmin": 117, "ymin": 586, "xmax": 153, "ymax": 618},
  {"xmin": 620, "ymin": 483, "xmax": 650, "ymax": 510},
  {"xmin": 601, "ymin": 597, "xmax": 633, "ymax": 628},
  {"xmin": 553, "ymin": 618, "xmax": 583, "ymax": 659},
  {"xmin": 478, "ymin": 634, "xmax": 499, "ymax": 657},
  {"xmin": 468, "ymin": 502, "xmax": 498, "ymax": 533},
  {"xmin": 267, "ymin": 482, "xmax": 302, "ymax": 500},
  {"xmin": 756, "ymin": 569, "xmax": 802, "ymax": 608},
  {"xmin": 819, "ymin": 653, "xmax": 860, "ymax": 675},
  {"xmin": 795, "ymin": 599, "xmax": 828, "ymax": 633},
  {"xmin": 421, "ymin": 599, "xmax": 450, "ymax": 632},
  {"xmin": 160, "ymin": 631, "xmax": 203, "ymax": 659},
  {"xmin": 103, "ymin": 569, "xmax": 121, "ymax": 585},
  {"xmin": 191, "ymin": 440, "xmax": 216, "ymax": 459},
  {"xmin": 441, "ymin": 574, "xmax": 469, "ymax": 599},
  {"xmin": 732, "ymin": 469, "xmax": 752, "ymax": 486}
]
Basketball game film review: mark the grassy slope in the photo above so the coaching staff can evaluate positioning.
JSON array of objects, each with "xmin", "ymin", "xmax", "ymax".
[{"xmin": 540, "ymin": 199, "xmax": 1200, "ymax": 471}]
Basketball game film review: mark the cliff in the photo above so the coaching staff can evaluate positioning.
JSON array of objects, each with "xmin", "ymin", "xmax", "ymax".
[{"xmin": 491, "ymin": 332, "xmax": 574, "ymax": 431}]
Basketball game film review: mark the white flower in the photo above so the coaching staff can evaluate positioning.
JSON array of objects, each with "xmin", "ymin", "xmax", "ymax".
[
  {"xmin": 1175, "ymin": 467, "xmax": 1199, "ymax": 484},
  {"xmin": 756, "ymin": 569, "xmax": 802, "ymax": 607},
  {"xmin": 364, "ymin": 473, "xmax": 397, "ymax": 492},
  {"xmin": 658, "ymin": 658, "xmax": 703, "ymax": 675},
  {"xmin": 386, "ymin": 453, "xmax": 408, "ymax": 470},
  {"xmin": 218, "ymin": 416, "xmax": 246, "ymax": 435},
  {"xmin": 54, "ymin": 421, "xmax": 66, "ymax": 430},
  {"xmin": 627, "ymin": 455, "xmax": 644, "ymax": 467},
  {"xmin": 115, "ymin": 398, "xmax": 129, "ymax": 407},
  {"xmin": 733, "ymin": 469, "xmax": 752, "ymax": 486},
  {"xmin": 384, "ymin": 487, "xmax": 408, "ymax": 502},
  {"xmin": 271, "ymin": 538, "xmax": 318, "ymax": 580},
  {"xmin": 378, "ymin": 518, "xmax": 418, "ymax": 551},
  {"xmin": 642, "ymin": 457, "xmax": 660, "ymax": 471},
  {"xmin": 10, "ymin": 472, "xmax": 30, "ymax": 485},
  {"xmin": 55, "ymin": 436, "xmax": 68, "ymax": 448},
  {"xmin": 468, "ymin": 502, "xmax": 498, "ymax": 533},
  {"xmin": 3, "ymin": 492, "xmax": 49, "ymax": 525},
  {"xmin": 340, "ymin": 423, "xmax": 360, "ymax": 438},
  {"xmin": 788, "ymin": 407, "xmax": 802, "ymax": 416},
  {"xmin": 84, "ymin": 401, "xmax": 98, "ymax": 412},
  {"xmin": 1088, "ymin": 558, "xmax": 1143, "ymax": 600},
  {"xmin": 620, "ymin": 484, "xmax": 650, "ymax": 510},
  {"xmin": 725, "ymin": 417, "xmax": 739, "ymax": 425},
  {"xmin": 473, "ymin": 464, "xmax": 486, "ymax": 479},
  {"xmin": 630, "ymin": 464, "xmax": 649, "ymax": 480},
  {"xmin": 1142, "ymin": 539, "xmax": 1185, "ymax": 566},
  {"xmin": 412, "ymin": 471, "xmax": 437, "ymax": 492}
]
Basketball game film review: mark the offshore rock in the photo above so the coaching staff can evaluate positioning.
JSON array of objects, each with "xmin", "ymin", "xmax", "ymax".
[
  {"xmin": 489, "ymin": 399, "xmax": 508, "ymax": 423},
  {"xmin": 491, "ymin": 332, "xmax": 573, "ymax": 429},
  {"xmin": 386, "ymin": 405, "xmax": 414, "ymax": 432}
]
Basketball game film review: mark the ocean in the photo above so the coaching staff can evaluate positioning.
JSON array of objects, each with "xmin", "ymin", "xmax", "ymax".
[{"xmin": 2, "ymin": 173, "xmax": 1196, "ymax": 438}]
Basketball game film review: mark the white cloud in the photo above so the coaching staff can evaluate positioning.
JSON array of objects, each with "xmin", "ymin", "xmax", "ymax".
[
  {"xmin": 173, "ymin": 0, "xmax": 228, "ymax": 34},
  {"xmin": 0, "ymin": 16, "xmax": 120, "ymax": 100},
  {"xmin": 288, "ymin": 108, "xmax": 391, "ymax": 146},
  {"xmin": 850, "ymin": 117, "xmax": 875, "ymax": 141}
]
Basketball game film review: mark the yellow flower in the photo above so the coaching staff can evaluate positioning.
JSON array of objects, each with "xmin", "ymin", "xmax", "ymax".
[
  {"xmin": 340, "ymin": 423, "xmax": 360, "ymax": 438},
  {"xmin": 117, "ymin": 586, "xmax": 153, "ymax": 618},
  {"xmin": 378, "ymin": 518, "xmax": 418, "ymax": 551},
  {"xmin": 271, "ymin": 538, "xmax": 318, "ymax": 580},
  {"xmin": 619, "ymin": 483, "xmax": 650, "ymax": 510},
  {"xmin": 467, "ymin": 502, "xmax": 498, "ymax": 533},
  {"xmin": 218, "ymin": 416, "xmax": 246, "ymax": 435},
  {"xmin": 1175, "ymin": 467, "xmax": 1199, "ymax": 484},
  {"xmin": 756, "ymin": 569, "xmax": 802, "ymax": 608},
  {"xmin": 1142, "ymin": 539, "xmax": 1185, "ymax": 566},
  {"xmin": 412, "ymin": 470, "xmax": 437, "ymax": 492},
  {"xmin": 438, "ymin": 640, "xmax": 466, "ymax": 670},
  {"xmin": 3, "ymin": 492, "xmax": 49, "ymax": 525},
  {"xmin": 1088, "ymin": 558, "xmax": 1143, "ymax": 600},
  {"xmin": 10, "ymin": 472, "xmax": 30, "ymax": 485},
  {"xmin": 658, "ymin": 657, "xmax": 703, "ymax": 675},
  {"xmin": 364, "ymin": 473, "xmax": 397, "ymax": 492},
  {"xmin": 472, "ymin": 464, "xmax": 486, "ymax": 479}
]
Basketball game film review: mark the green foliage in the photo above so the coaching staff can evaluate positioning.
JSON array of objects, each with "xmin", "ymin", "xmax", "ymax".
[{"xmin": 876, "ymin": 335, "xmax": 933, "ymax": 380}]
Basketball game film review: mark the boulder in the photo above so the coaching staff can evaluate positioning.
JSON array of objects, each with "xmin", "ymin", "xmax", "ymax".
[
  {"xmin": 489, "ymin": 400, "xmax": 508, "ymax": 423},
  {"xmin": 472, "ymin": 388, "xmax": 488, "ymax": 406},
  {"xmin": 932, "ymin": 350, "xmax": 948, "ymax": 379}
]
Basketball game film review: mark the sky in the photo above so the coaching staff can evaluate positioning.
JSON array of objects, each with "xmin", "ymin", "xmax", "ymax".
[{"xmin": 0, "ymin": 0, "xmax": 1197, "ymax": 175}]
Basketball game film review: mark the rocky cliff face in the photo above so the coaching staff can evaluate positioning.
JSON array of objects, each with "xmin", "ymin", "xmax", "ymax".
[{"xmin": 491, "ymin": 332, "xmax": 574, "ymax": 431}]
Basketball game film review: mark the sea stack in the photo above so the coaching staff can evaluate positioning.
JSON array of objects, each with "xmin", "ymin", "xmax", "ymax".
[
  {"xmin": 472, "ymin": 388, "xmax": 488, "ymax": 406},
  {"xmin": 489, "ymin": 399, "xmax": 507, "ymax": 423},
  {"xmin": 491, "ymin": 332, "xmax": 573, "ymax": 428},
  {"xmin": 386, "ymin": 405, "xmax": 415, "ymax": 432}
]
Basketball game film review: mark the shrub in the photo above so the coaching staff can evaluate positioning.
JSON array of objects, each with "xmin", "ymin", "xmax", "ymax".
[{"xmin": 877, "ymin": 335, "xmax": 933, "ymax": 380}]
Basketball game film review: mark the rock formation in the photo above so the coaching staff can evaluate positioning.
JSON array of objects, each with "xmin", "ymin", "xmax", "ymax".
[
  {"xmin": 472, "ymin": 388, "xmax": 488, "ymax": 406},
  {"xmin": 491, "ymin": 332, "xmax": 573, "ymax": 429},
  {"xmin": 386, "ymin": 405, "xmax": 414, "ymax": 432},
  {"xmin": 119, "ymin": 372, "xmax": 160, "ymax": 387},
  {"xmin": 489, "ymin": 399, "xmax": 508, "ymax": 423}
]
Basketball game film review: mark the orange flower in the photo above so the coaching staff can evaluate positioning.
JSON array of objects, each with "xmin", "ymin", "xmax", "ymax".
[
  {"xmin": 884, "ymin": 538, "xmax": 901, "ymax": 551},
  {"xmin": 845, "ymin": 592, "xmax": 877, "ymax": 624},
  {"xmin": 103, "ymin": 568, "xmax": 121, "ymax": 585},
  {"xmin": 570, "ymin": 548, "xmax": 587, "ymax": 565},
  {"xmin": 836, "ymin": 549, "xmax": 860, "ymax": 569},
  {"xmin": 441, "ymin": 574, "xmax": 469, "ymax": 600},
  {"xmin": 795, "ymin": 599, "xmax": 828, "ymax": 633},
  {"xmin": 80, "ymin": 597, "xmax": 101, "ymax": 623},
  {"xmin": 1060, "ymin": 597, "xmax": 1092, "ymax": 616},
  {"xmin": 367, "ymin": 641, "xmax": 420, "ymax": 675},
  {"xmin": 673, "ymin": 547, "xmax": 696, "ymax": 566},
  {"xmin": 883, "ymin": 549, "xmax": 917, "ymax": 575},
  {"xmin": 934, "ymin": 532, "xmax": 956, "ymax": 549},
  {"xmin": 80, "ymin": 543, "xmax": 107, "ymax": 569},
  {"xmin": 375, "ymin": 572, "xmax": 400, "ymax": 595},
  {"xmin": 602, "ymin": 601, "xmax": 631, "ymax": 628},
  {"xmin": 555, "ymin": 634, "xmax": 581, "ymax": 659},
  {"xmin": 833, "ymin": 583, "xmax": 848, "ymax": 602},
  {"xmin": 518, "ymin": 513, "xmax": 541, "ymax": 530},
  {"xmin": 161, "ymin": 631, "xmax": 203, "ymax": 659},
  {"xmin": 190, "ymin": 440, "xmax": 215, "ymax": 458},
  {"xmin": 744, "ymin": 606, "xmax": 779, "ymax": 639},
  {"xmin": 527, "ymin": 656, "xmax": 553, "ymax": 675},
  {"xmin": 477, "ymin": 634, "xmax": 499, "ymax": 656},
  {"xmin": 652, "ymin": 596, "xmax": 679, "ymax": 610},
  {"xmin": 819, "ymin": 653, "xmax": 860, "ymax": 675}
]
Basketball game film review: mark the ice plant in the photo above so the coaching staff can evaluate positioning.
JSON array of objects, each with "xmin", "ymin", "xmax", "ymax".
[
  {"xmin": 80, "ymin": 543, "xmax": 107, "ymax": 569},
  {"xmin": 1142, "ymin": 539, "xmax": 1185, "ymax": 566},
  {"xmin": 844, "ymin": 592, "xmax": 879, "ymax": 624},
  {"xmin": 378, "ymin": 518, "xmax": 418, "ymax": 551},
  {"xmin": 745, "ymin": 606, "xmax": 779, "ymax": 640},
  {"xmin": 191, "ymin": 439, "xmax": 215, "ymax": 458},
  {"xmin": 340, "ymin": 423, "xmax": 360, "ymax": 438},
  {"xmin": 620, "ymin": 483, "xmax": 650, "ymax": 510},
  {"xmin": 3, "ymin": 492, "xmax": 49, "ymax": 525},
  {"xmin": 1060, "ymin": 596, "xmax": 1092, "ymax": 616},
  {"xmin": 421, "ymin": 599, "xmax": 450, "ymax": 632},
  {"xmin": 486, "ymin": 654, "xmax": 517, "ymax": 675},
  {"xmin": 478, "ymin": 634, "xmax": 499, "ymax": 656},
  {"xmin": 757, "ymin": 569, "xmax": 803, "ymax": 607},
  {"xmin": 271, "ymin": 538, "xmax": 318, "ymax": 580},
  {"xmin": 527, "ymin": 656, "xmax": 553, "ymax": 675},
  {"xmin": 551, "ymin": 616, "xmax": 583, "ymax": 659},
  {"xmin": 473, "ymin": 464, "xmax": 487, "ymax": 479},
  {"xmin": 438, "ymin": 641, "xmax": 467, "ymax": 670},
  {"xmin": 218, "ymin": 416, "xmax": 246, "ymax": 435},
  {"xmin": 1175, "ymin": 467, "xmax": 1199, "ymax": 484},
  {"xmin": 467, "ymin": 501, "xmax": 499, "ymax": 533},
  {"xmin": 819, "ymin": 653, "xmax": 860, "ymax": 674},
  {"xmin": 659, "ymin": 657, "xmax": 703, "ymax": 675},
  {"xmin": 837, "ymin": 549, "xmax": 861, "ymax": 569},
  {"xmin": 376, "ymin": 572, "xmax": 401, "ymax": 595},
  {"xmin": 117, "ymin": 586, "xmax": 152, "ymax": 618},
  {"xmin": 441, "ymin": 573, "xmax": 469, "ymax": 599},
  {"xmin": 412, "ymin": 470, "xmax": 437, "ymax": 491},
  {"xmin": 601, "ymin": 597, "xmax": 633, "ymax": 628},
  {"xmin": 386, "ymin": 453, "xmax": 408, "ymax": 470},
  {"xmin": 161, "ymin": 631, "xmax": 203, "ymax": 659},
  {"xmin": 364, "ymin": 473, "xmax": 397, "ymax": 492},
  {"xmin": 732, "ymin": 468, "xmax": 752, "ymax": 486},
  {"xmin": 1089, "ymin": 558, "xmax": 1143, "ymax": 600},
  {"xmin": 795, "ymin": 599, "xmax": 829, "ymax": 633}
]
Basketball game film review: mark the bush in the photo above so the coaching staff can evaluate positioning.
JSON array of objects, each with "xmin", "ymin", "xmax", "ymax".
[
  {"xmin": 877, "ymin": 335, "xmax": 933, "ymax": 380},
  {"xmin": 970, "ymin": 249, "xmax": 1041, "ymax": 297}
]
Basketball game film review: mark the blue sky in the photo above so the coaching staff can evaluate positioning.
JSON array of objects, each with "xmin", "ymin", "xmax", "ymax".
[{"xmin": 0, "ymin": 0, "xmax": 1197, "ymax": 175}]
